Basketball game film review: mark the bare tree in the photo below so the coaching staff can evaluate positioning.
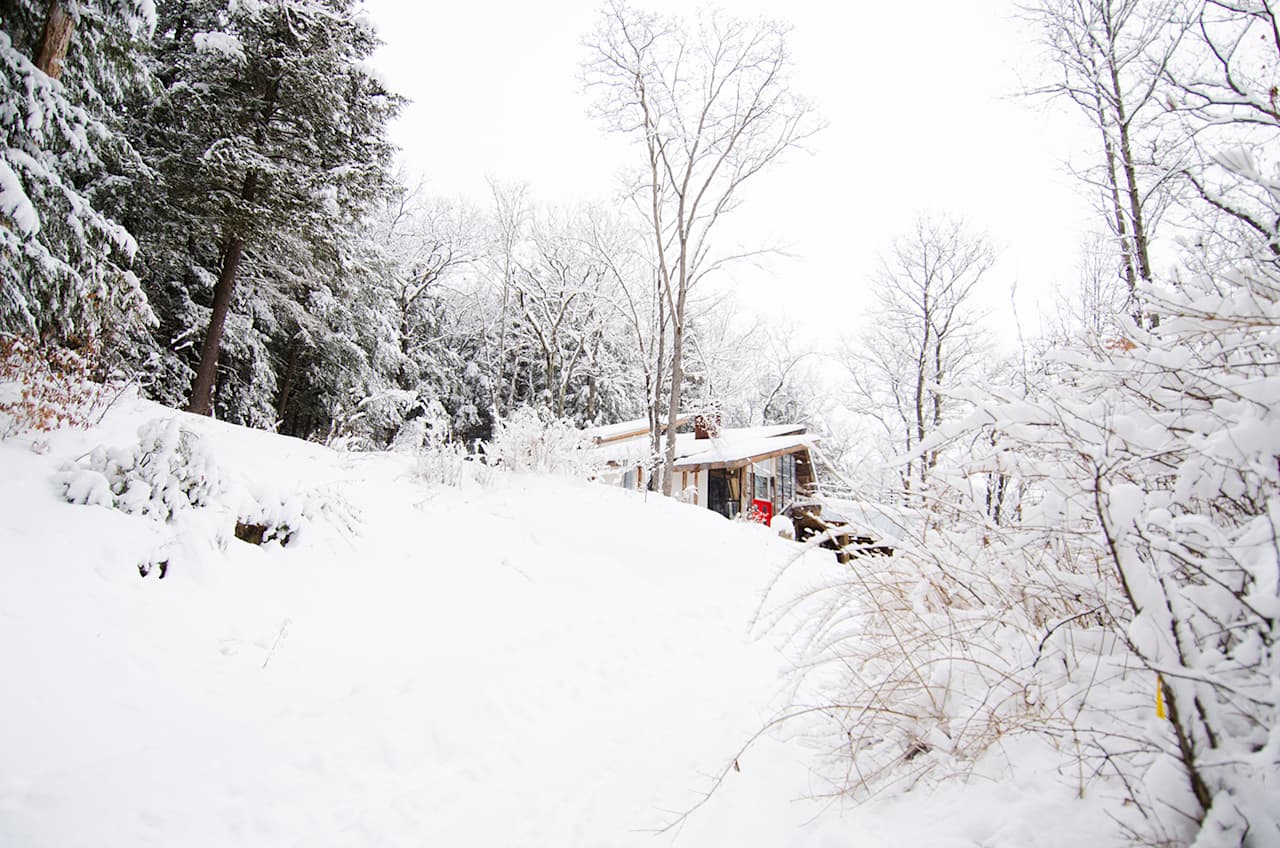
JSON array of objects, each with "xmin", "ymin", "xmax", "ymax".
[
  {"xmin": 1166, "ymin": 0, "xmax": 1280, "ymax": 266},
  {"xmin": 474, "ymin": 200, "xmax": 651, "ymax": 428},
  {"xmin": 1053, "ymin": 231, "xmax": 1131, "ymax": 338},
  {"xmin": 578, "ymin": 205, "xmax": 671, "ymax": 484},
  {"xmin": 684, "ymin": 308, "xmax": 820, "ymax": 428},
  {"xmin": 843, "ymin": 217, "xmax": 993, "ymax": 497},
  {"xmin": 508, "ymin": 214, "xmax": 610, "ymax": 420},
  {"xmin": 1024, "ymin": 0, "xmax": 1189, "ymax": 314},
  {"xmin": 484, "ymin": 181, "xmax": 534, "ymax": 418},
  {"xmin": 369, "ymin": 178, "xmax": 482, "ymax": 390},
  {"xmin": 584, "ymin": 0, "xmax": 818, "ymax": 494}
]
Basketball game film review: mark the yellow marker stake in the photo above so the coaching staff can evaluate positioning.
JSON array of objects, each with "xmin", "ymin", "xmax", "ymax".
[{"xmin": 1155, "ymin": 674, "xmax": 1166, "ymax": 720}]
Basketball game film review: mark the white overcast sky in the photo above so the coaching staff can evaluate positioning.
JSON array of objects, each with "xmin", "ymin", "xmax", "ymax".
[{"xmin": 361, "ymin": 0, "xmax": 1099, "ymax": 346}]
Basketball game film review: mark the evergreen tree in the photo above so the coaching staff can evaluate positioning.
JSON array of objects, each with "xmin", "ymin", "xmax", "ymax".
[
  {"xmin": 0, "ymin": 0, "xmax": 154, "ymax": 352},
  {"xmin": 120, "ymin": 0, "xmax": 399, "ymax": 423}
]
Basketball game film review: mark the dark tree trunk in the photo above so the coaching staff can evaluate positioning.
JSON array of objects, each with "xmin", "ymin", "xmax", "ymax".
[
  {"xmin": 34, "ymin": 0, "xmax": 74, "ymax": 79},
  {"xmin": 275, "ymin": 340, "xmax": 301, "ymax": 422},
  {"xmin": 186, "ymin": 236, "xmax": 245, "ymax": 416},
  {"xmin": 187, "ymin": 171, "xmax": 259, "ymax": 416}
]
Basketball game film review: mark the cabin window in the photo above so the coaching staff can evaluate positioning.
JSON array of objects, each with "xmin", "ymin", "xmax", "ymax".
[
  {"xmin": 752, "ymin": 471, "xmax": 771, "ymax": 502},
  {"xmin": 708, "ymin": 469, "xmax": 741, "ymax": 519},
  {"xmin": 779, "ymin": 453, "xmax": 797, "ymax": 507}
]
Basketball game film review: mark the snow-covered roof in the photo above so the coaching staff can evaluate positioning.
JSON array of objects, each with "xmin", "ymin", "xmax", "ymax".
[
  {"xmin": 671, "ymin": 429, "xmax": 813, "ymax": 470},
  {"xmin": 583, "ymin": 413, "xmax": 694, "ymax": 445},
  {"xmin": 587, "ymin": 421, "xmax": 814, "ymax": 470}
]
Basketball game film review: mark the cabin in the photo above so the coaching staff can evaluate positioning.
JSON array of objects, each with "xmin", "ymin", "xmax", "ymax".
[{"xmin": 586, "ymin": 413, "xmax": 818, "ymax": 524}]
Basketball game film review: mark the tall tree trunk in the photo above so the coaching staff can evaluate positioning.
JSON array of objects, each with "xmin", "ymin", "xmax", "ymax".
[
  {"xmin": 187, "ymin": 236, "xmax": 245, "ymax": 416},
  {"xmin": 647, "ymin": 277, "xmax": 667, "ymax": 492},
  {"xmin": 1101, "ymin": 3, "xmax": 1153, "ymax": 324},
  {"xmin": 1098, "ymin": 113, "xmax": 1138, "ymax": 301},
  {"xmin": 913, "ymin": 299, "xmax": 932, "ymax": 492},
  {"xmin": 928, "ymin": 335, "xmax": 944, "ymax": 473},
  {"xmin": 662, "ymin": 271, "xmax": 689, "ymax": 497},
  {"xmin": 661, "ymin": 192, "xmax": 693, "ymax": 497},
  {"xmin": 1107, "ymin": 34, "xmax": 1152, "ymax": 288},
  {"xmin": 275, "ymin": 340, "xmax": 301, "ymax": 423},
  {"xmin": 662, "ymin": 316, "xmax": 684, "ymax": 497},
  {"xmin": 34, "ymin": 0, "xmax": 74, "ymax": 79},
  {"xmin": 187, "ymin": 170, "xmax": 259, "ymax": 416}
]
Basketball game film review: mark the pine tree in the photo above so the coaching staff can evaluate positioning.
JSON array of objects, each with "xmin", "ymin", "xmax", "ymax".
[
  {"xmin": 0, "ymin": 0, "xmax": 154, "ymax": 351},
  {"xmin": 119, "ymin": 0, "xmax": 399, "ymax": 423}
]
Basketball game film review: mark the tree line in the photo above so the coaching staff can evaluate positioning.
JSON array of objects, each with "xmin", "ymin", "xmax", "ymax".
[{"xmin": 1, "ymin": 0, "xmax": 827, "ymax": 461}]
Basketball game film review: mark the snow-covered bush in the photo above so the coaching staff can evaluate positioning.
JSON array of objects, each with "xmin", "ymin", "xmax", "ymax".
[
  {"xmin": 764, "ymin": 484, "xmax": 1075, "ymax": 801},
  {"xmin": 780, "ymin": 275, "xmax": 1280, "ymax": 844},
  {"xmin": 234, "ymin": 484, "xmax": 358, "ymax": 548},
  {"xmin": 415, "ymin": 434, "xmax": 473, "ymax": 488},
  {"xmin": 323, "ymin": 388, "xmax": 420, "ymax": 452},
  {"xmin": 60, "ymin": 418, "xmax": 222, "ymax": 520},
  {"xmin": 482, "ymin": 407, "xmax": 594, "ymax": 476},
  {"xmin": 58, "ymin": 418, "xmax": 359, "ymax": 554},
  {"xmin": 401, "ymin": 403, "xmax": 476, "ymax": 487},
  {"xmin": 764, "ymin": 7, "xmax": 1280, "ymax": 842}
]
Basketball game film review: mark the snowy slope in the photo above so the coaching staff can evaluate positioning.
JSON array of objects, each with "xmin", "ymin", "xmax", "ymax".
[{"xmin": 0, "ymin": 391, "xmax": 1123, "ymax": 846}]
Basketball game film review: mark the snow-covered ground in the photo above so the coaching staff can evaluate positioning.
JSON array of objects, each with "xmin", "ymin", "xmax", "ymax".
[{"xmin": 1, "ymin": 391, "xmax": 1124, "ymax": 846}]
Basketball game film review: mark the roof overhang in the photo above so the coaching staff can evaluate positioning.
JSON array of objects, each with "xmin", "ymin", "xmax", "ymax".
[
  {"xmin": 587, "ymin": 413, "xmax": 695, "ymax": 446},
  {"xmin": 672, "ymin": 438, "xmax": 816, "ymax": 473}
]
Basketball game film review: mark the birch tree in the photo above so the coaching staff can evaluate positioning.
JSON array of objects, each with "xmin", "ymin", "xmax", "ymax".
[
  {"xmin": 843, "ymin": 217, "xmax": 993, "ymax": 497},
  {"xmin": 584, "ymin": 0, "xmax": 817, "ymax": 494}
]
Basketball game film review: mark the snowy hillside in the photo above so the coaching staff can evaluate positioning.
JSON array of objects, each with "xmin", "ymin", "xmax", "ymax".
[{"xmin": 0, "ymin": 391, "xmax": 1123, "ymax": 846}]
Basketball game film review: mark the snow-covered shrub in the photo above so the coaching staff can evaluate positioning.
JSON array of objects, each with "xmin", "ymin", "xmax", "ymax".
[
  {"xmin": 389, "ymin": 413, "xmax": 429, "ymax": 455},
  {"xmin": 60, "ymin": 418, "xmax": 222, "ymax": 520},
  {"xmin": 763, "ymin": 485, "xmax": 1073, "ymax": 801},
  {"xmin": 482, "ymin": 407, "xmax": 594, "ymax": 476},
  {"xmin": 415, "ymin": 433, "xmax": 472, "ymax": 488},
  {"xmin": 0, "ymin": 336, "xmax": 111, "ymax": 438},
  {"xmin": 234, "ymin": 485, "xmax": 357, "ymax": 548},
  {"xmin": 778, "ymin": 273, "xmax": 1280, "ymax": 844},
  {"xmin": 769, "ymin": 514, "xmax": 795, "ymax": 540},
  {"xmin": 325, "ymin": 388, "xmax": 419, "ymax": 452},
  {"xmin": 388, "ymin": 401, "xmax": 477, "ymax": 487},
  {"xmin": 1005, "ymin": 296, "xmax": 1280, "ymax": 846}
]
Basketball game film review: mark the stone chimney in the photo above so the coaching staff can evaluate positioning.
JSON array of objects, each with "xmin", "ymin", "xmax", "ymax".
[{"xmin": 693, "ymin": 411, "xmax": 722, "ymax": 439}]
